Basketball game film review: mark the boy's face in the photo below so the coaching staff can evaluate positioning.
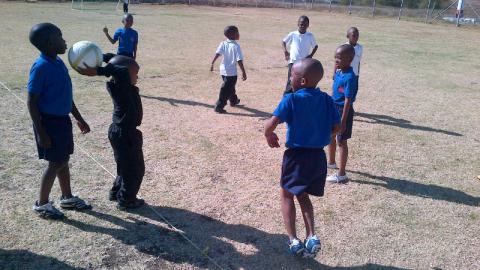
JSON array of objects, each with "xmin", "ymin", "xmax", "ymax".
[
  {"xmin": 123, "ymin": 17, "xmax": 133, "ymax": 28},
  {"xmin": 335, "ymin": 48, "xmax": 353, "ymax": 70},
  {"xmin": 51, "ymin": 30, "xmax": 67, "ymax": 55},
  {"xmin": 347, "ymin": 30, "xmax": 359, "ymax": 45},
  {"xmin": 297, "ymin": 18, "xmax": 309, "ymax": 33}
]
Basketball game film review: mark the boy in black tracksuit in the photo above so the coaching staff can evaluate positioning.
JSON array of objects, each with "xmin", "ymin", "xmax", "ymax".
[{"xmin": 77, "ymin": 53, "xmax": 144, "ymax": 210}]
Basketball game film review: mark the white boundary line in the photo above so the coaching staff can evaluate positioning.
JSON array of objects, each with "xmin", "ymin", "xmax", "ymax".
[{"xmin": 0, "ymin": 80, "xmax": 225, "ymax": 270}]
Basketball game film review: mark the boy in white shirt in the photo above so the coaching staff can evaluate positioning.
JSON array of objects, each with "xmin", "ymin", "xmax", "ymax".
[
  {"xmin": 346, "ymin": 27, "xmax": 362, "ymax": 80},
  {"xmin": 282, "ymin": 15, "xmax": 318, "ymax": 95},
  {"xmin": 210, "ymin": 25, "xmax": 247, "ymax": 114}
]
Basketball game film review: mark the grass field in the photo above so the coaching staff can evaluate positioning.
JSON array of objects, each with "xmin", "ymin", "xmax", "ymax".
[{"xmin": 0, "ymin": 1, "xmax": 479, "ymax": 269}]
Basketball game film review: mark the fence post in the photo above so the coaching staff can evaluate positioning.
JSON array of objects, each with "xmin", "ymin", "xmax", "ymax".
[
  {"xmin": 348, "ymin": 0, "xmax": 353, "ymax": 14},
  {"xmin": 372, "ymin": 0, "xmax": 376, "ymax": 17},
  {"xmin": 311, "ymin": 0, "xmax": 314, "ymax": 9},
  {"xmin": 398, "ymin": 0, "xmax": 404, "ymax": 20},
  {"xmin": 293, "ymin": 0, "xmax": 295, "ymax": 8},
  {"xmin": 329, "ymin": 0, "xmax": 332, "ymax": 12},
  {"xmin": 425, "ymin": 0, "xmax": 432, "ymax": 23}
]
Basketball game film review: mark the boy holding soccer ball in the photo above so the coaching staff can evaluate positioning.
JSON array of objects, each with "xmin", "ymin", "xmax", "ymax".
[
  {"xmin": 27, "ymin": 23, "xmax": 92, "ymax": 220},
  {"xmin": 77, "ymin": 54, "xmax": 145, "ymax": 210},
  {"xmin": 103, "ymin": 14, "xmax": 138, "ymax": 59}
]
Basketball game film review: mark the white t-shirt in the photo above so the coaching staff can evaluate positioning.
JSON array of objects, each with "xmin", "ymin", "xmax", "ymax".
[
  {"xmin": 348, "ymin": 43, "xmax": 363, "ymax": 76},
  {"xmin": 283, "ymin": 31, "xmax": 318, "ymax": 64},
  {"xmin": 215, "ymin": 40, "xmax": 244, "ymax": 76}
]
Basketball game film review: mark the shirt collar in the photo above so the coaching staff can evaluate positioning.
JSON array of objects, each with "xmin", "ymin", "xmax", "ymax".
[{"xmin": 295, "ymin": 87, "xmax": 319, "ymax": 93}]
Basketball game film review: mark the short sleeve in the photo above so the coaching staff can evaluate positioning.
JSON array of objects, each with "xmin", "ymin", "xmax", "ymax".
[
  {"xmin": 283, "ymin": 32, "xmax": 293, "ymax": 45},
  {"xmin": 357, "ymin": 45, "xmax": 363, "ymax": 59},
  {"xmin": 273, "ymin": 94, "xmax": 293, "ymax": 124},
  {"xmin": 344, "ymin": 75, "xmax": 358, "ymax": 98},
  {"xmin": 27, "ymin": 62, "xmax": 45, "ymax": 94},
  {"xmin": 113, "ymin": 29, "xmax": 121, "ymax": 42},
  {"xmin": 215, "ymin": 42, "xmax": 224, "ymax": 55},
  {"xmin": 133, "ymin": 31, "xmax": 139, "ymax": 43},
  {"xmin": 236, "ymin": 45, "xmax": 244, "ymax": 61},
  {"xmin": 310, "ymin": 33, "xmax": 318, "ymax": 47}
]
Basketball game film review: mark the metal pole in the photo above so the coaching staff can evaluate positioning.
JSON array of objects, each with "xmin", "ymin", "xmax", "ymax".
[
  {"xmin": 311, "ymin": 0, "xmax": 314, "ymax": 9},
  {"xmin": 329, "ymin": 0, "xmax": 332, "ymax": 12},
  {"xmin": 293, "ymin": 0, "xmax": 295, "ymax": 8},
  {"xmin": 348, "ymin": 0, "xmax": 352, "ymax": 14},
  {"xmin": 425, "ymin": 0, "xmax": 432, "ymax": 23},
  {"xmin": 398, "ymin": 0, "xmax": 404, "ymax": 20},
  {"xmin": 372, "ymin": 0, "xmax": 376, "ymax": 17}
]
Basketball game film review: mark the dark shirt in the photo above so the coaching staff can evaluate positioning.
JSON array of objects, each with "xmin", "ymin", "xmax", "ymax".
[{"xmin": 97, "ymin": 62, "xmax": 142, "ymax": 128}]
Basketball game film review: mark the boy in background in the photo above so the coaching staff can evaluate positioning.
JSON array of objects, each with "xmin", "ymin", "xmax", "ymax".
[{"xmin": 103, "ymin": 14, "xmax": 138, "ymax": 59}]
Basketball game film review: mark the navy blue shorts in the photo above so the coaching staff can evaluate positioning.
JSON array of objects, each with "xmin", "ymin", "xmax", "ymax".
[
  {"xmin": 335, "ymin": 105, "xmax": 354, "ymax": 141},
  {"xmin": 34, "ymin": 114, "xmax": 73, "ymax": 162},
  {"xmin": 281, "ymin": 148, "xmax": 327, "ymax": 197}
]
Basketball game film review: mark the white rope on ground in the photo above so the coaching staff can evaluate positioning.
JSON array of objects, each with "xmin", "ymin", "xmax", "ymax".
[{"xmin": 0, "ymin": 80, "xmax": 225, "ymax": 270}]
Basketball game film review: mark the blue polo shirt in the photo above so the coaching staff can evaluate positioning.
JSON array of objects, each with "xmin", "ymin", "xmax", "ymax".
[
  {"xmin": 332, "ymin": 67, "xmax": 358, "ymax": 106},
  {"xmin": 113, "ymin": 27, "xmax": 138, "ymax": 55},
  {"xmin": 273, "ymin": 88, "xmax": 340, "ymax": 149},
  {"xmin": 27, "ymin": 54, "xmax": 73, "ymax": 116}
]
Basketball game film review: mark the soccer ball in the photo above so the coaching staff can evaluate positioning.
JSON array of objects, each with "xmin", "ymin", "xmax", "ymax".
[{"xmin": 68, "ymin": 41, "xmax": 103, "ymax": 70}]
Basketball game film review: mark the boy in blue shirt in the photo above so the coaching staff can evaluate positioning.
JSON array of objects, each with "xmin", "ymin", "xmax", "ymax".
[
  {"xmin": 103, "ymin": 14, "xmax": 138, "ymax": 59},
  {"xmin": 265, "ymin": 58, "xmax": 340, "ymax": 257},
  {"xmin": 27, "ymin": 23, "xmax": 92, "ymax": 219},
  {"xmin": 326, "ymin": 44, "xmax": 358, "ymax": 183}
]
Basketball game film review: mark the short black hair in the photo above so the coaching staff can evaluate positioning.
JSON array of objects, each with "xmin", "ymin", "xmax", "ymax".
[
  {"xmin": 29, "ymin": 23, "xmax": 61, "ymax": 52},
  {"xmin": 298, "ymin": 15, "xmax": 309, "ymax": 24},
  {"xmin": 347, "ymin": 27, "xmax": 359, "ymax": 34},
  {"xmin": 224, "ymin": 25, "xmax": 239, "ymax": 38},
  {"xmin": 122, "ymin": 13, "xmax": 133, "ymax": 22},
  {"xmin": 338, "ymin": 44, "xmax": 355, "ymax": 58}
]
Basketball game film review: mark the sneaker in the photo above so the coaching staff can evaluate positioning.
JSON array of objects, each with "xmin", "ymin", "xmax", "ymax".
[
  {"xmin": 287, "ymin": 238, "xmax": 305, "ymax": 256},
  {"xmin": 230, "ymin": 99, "xmax": 240, "ymax": 107},
  {"xmin": 326, "ymin": 173, "xmax": 348, "ymax": 183},
  {"xmin": 303, "ymin": 235, "xmax": 321, "ymax": 258},
  {"xmin": 214, "ymin": 107, "xmax": 227, "ymax": 114},
  {"xmin": 109, "ymin": 191, "xmax": 117, "ymax": 201},
  {"xmin": 33, "ymin": 201, "xmax": 64, "ymax": 220},
  {"xmin": 117, "ymin": 198, "xmax": 145, "ymax": 211},
  {"xmin": 59, "ymin": 195, "xmax": 92, "ymax": 210},
  {"xmin": 327, "ymin": 163, "xmax": 338, "ymax": 169}
]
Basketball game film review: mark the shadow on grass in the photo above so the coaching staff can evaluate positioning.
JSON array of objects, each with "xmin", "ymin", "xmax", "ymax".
[
  {"xmin": 355, "ymin": 112, "xmax": 462, "ymax": 136},
  {"xmin": 64, "ymin": 206, "xmax": 409, "ymax": 270},
  {"xmin": 348, "ymin": 170, "xmax": 479, "ymax": 207},
  {"xmin": 0, "ymin": 249, "xmax": 82, "ymax": 270},
  {"xmin": 141, "ymin": 95, "xmax": 271, "ymax": 119}
]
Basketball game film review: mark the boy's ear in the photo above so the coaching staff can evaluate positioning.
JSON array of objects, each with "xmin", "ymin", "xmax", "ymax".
[{"xmin": 300, "ymin": 77, "xmax": 307, "ymax": 85}]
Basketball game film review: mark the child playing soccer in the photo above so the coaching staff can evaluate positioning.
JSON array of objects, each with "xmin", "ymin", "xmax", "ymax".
[
  {"xmin": 326, "ymin": 44, "xmax": 358, "ymax": 183},
  {"xmin": 103, "ymin": 14, "xmax": 138, "ymax": 59},
  {"xmin": 282, "ymin": 15, "xmax": 318, "ymax": 95},
  {"xmin": 77, "ymin": 54, "xmax": 145, "ymax": 210},
  {"xmin": 210, "ymin": 25, "xmax": 247, "ymax": 114},
  {"xmin": 265, "ymin": 58, "xmax": 340, "ymax": 257},
  {"xmin": 27, "ymin": 23, "xmax": 92, "ymax": 219}
]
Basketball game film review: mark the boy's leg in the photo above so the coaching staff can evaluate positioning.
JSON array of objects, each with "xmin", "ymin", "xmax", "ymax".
[
  {"xmin": 327, "ymin": 136, "xmax": 337, "ymax": 165},
  {"xmin": 283, "ymin": 63, "xmax": 293, "ymax": 95},
  {"xmin": 56, "ymin": 160, "xmax": 72, "ymax": 198},
  {"xmin": 338, "ymin": 140, "xmax": 348, "ymax": 176},
  {"xmin": 38, "ymin": 161, "xmax": 62, "ymax": 205},
  {"xmin": 228, "ymin": 77, "xmax": 240, "ymax": 106},
  {"xmin": 123, "ymin": 3, "xmax": 128, "ymax": 13},
  {"xmin": 108, "ymin": 124, "xmax": 122, "ymax": 200},
  {"xmin": 296, "ymin": 192, "xmax": 315, "ymax": 238},
  {"xmin": 215, "ymin": 76, "xmax": 234, "ymax": 112},
  {"xmin": 280, "ymin": 188, "xmax": 297, "ymax": 240}
]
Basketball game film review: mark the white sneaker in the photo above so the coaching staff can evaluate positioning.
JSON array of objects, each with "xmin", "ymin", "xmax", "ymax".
[
  {"xmin": 326, "ymin": 173, "xmax": 348, "ymax": 183},
  {"xmin": 327, "ymin": 163, "xmax": 338, "ymax": 169}
]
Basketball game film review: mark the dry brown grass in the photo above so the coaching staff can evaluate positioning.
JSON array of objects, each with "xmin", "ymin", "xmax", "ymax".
[{"xmin": 0, "ymin": 2, "xmax": 479, "ymax": 269}]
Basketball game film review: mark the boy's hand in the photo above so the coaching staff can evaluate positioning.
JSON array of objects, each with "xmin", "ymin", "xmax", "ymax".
[
  {"xmin": 103, "ymin": 26, "xmax": 108, "ymax": 34},
  {"xmin": 265, "ymin": 133, "xmax": 280, "ymax": 148},
  {"xmin": 77, "ymin": 120, "xmax": 91, "ymax": 134},
  {"xmin": 284, "ymin": 51, "xmax": 290, "ymax": 61},
  {"xmin": 38, "ymin": 132, "xmax": 52, "ymax": 149},
  {"xmin": 76, "ymin": 63, "xmax": 98, "ymax": 76},
  {"xmin": 242, "ymin": 72, "xmax": 247, "ymax": 81}
]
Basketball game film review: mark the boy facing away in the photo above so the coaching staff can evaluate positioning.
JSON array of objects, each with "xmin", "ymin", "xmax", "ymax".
[
  {"xmin": 282, "ymin": 15, "xmax": 318, "ymax": 95},
  {"xmin": 103, "ymin": 14, "xmax": 138, "ymax": 59},
  {"xmin": 27, "ymin": 23, "xmax": 92, "ymax": 219},
  {"xmin": 326, "ymin": 44, "xmax": 358, "ymax": 183},
  {"xmin": 210, "ymin": 25, "xmax": 247, "ymax": 114},
  {"xmin": 78, "ymin": 54, "xmax": 145, "ymax": 210},
  {"xmin": 265, "ymin": 58, "xmax": 340, "ymax": 257}
]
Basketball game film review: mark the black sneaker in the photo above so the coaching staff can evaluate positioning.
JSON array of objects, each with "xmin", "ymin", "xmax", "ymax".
[
  {"xmin": 33, "ymin": 201, "xmax": 65, "ymax": 220},
  {"xmin": 60, "ymin": 195, "xmax": 92, "ymax": 210},
  {"xmin": 214, "ymin": 108, "xmax": 227, "ymax": 114},
  {"xmin": 117, "ymin": 198, "xmax": 145, "ymax": 211},
  {"xmin": 230, "ymin": 99, "xmax": 240, "ymax": 107},
  {"xmin": 109, "ymin": 191, "xmax": 117, "ymax": 201}
]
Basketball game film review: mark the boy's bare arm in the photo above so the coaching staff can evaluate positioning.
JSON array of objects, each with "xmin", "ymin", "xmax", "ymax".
[
  {"xmin": 210, "ymin": 53, "xmax": 221, "ymax": 71},
  {"xmin": 282, "ymin": 41, "xmax": 289, "ymax": 61},
  {"xmin": 103, "ymin": 26, "xmax": 116, "ymax": 44},
  {"xmin": 332, "ymin": 123, "xmax": 341, "ymax": 135},
  {"xmin": 237, "ymin": 60, "xmax": 247, "ymax": 81},
  {"xmin": 71, "ymin": 101, "xmax": 90, "ymax": 134},
  {"xmin": 307, "ymin": 45, "xmax": 318, "ymax": 58},
  {"xmin": 264, "ymin": 116, "xmax": 280, "ymax": 148},
  {"xmin": 133, "ymin": 42, "xmax": 138, "ymax": 60},
  {"xmin": 27, "ymin": 93, "xmax": 50, "ymax": 148},
  {"xmin": 341, "ymin": 98, "xmax": 352, "ymax": 133}
]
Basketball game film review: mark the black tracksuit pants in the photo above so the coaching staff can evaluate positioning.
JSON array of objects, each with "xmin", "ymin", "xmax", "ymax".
[
  {"xmin": 284, "ymin": 63, "xmax": 294, "ymax": 95},
  {"xmin": 108, "ymin": 123, "xmax": 144, "ymax": 203},
  {"xmin": 215, "ymin": 75, "xmax": 239, "ymax": 110}
]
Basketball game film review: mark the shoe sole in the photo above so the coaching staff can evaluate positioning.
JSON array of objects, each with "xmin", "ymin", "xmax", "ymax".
[
  {"xmin": 34, "ymin": 210, "xmax": 64, "ymax": 220},
  {"xmin": 60, "ymin": 204, "xmax": 92, "ymax": 210}
]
